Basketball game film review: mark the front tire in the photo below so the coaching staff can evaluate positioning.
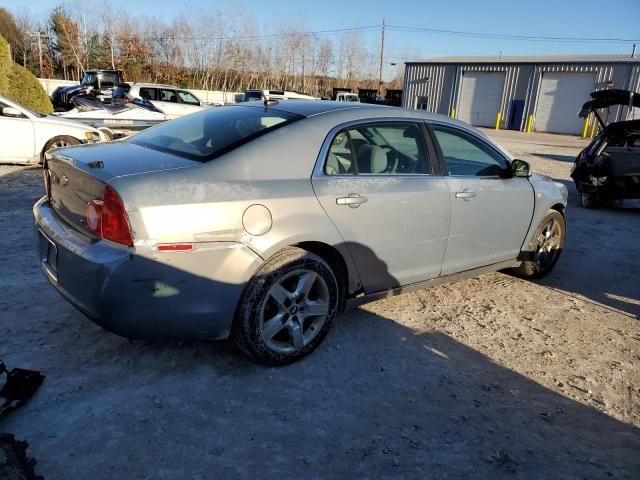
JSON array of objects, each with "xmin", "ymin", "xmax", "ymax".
[
  {"xmin": 233, "ymin": 247, "xmax": 339, "ymax": 366},
  {"xmin": 43, "ymin": 135, "xmax": 80, "ymax": 157},
  {"xmin": 577, "ymin": 191, "xmax": 598, "ymax": 209},
  {"xmin": 512, "ymin": 209, "xmax": 565, "ymax": 279}
]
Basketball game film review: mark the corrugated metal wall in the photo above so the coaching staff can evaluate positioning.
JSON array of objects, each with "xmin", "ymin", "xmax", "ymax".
[
  {"xmin": 403, "ymin": 61, "xmax": 640, "ymax": 132},
  {"xmin": 401, "ymin": 64, "xmax": 449, "ymax": 113}
]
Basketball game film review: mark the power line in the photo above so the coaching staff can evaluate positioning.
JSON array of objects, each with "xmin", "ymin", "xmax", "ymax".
[
  {"xmin": 386, "ymin": 24, "xmax": 640, "ymax": 44},
  {"xmin": 138, "ymin": 25, "xmax": 380, "ymax": 42}
]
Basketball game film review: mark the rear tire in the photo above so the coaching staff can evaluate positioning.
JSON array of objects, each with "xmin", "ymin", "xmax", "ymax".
[
  {"xmin": 512, "ymin": 209, "xmax": 565, "ymax": 279},
  {"xmin": 233, "ymin": 247, "xmax": 339, "ymax": 366}
]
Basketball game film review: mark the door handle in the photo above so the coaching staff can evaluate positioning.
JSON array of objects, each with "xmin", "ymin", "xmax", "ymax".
[
  {"xmin": 455, "ymin": 191, "xmax": 476, "ymax": 200},
  {"xmin": 336, "ymin": 193, "xmax": 368, "ymax": 208}
]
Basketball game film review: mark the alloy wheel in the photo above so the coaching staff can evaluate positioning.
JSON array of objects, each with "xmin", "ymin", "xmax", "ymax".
[
  {"xmin": 534, "ymin": 218, "xmax": 562, "ymax": 270},
  {"xmin": 259, "ymin": 269, "xmax": 330, "ymax": 353},
  {"xmin": 48, "ymin": 139, "xmax": 71, "ymax": 151}
]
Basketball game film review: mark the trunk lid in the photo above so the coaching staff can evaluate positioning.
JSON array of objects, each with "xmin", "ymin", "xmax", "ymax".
[
  {"xmin": 46, "ymin": 142, "xmax": 200, "ymax": 234},
  {"xmin": 579, "ymin": 89, "xmax": 640, "ymax": 118}
]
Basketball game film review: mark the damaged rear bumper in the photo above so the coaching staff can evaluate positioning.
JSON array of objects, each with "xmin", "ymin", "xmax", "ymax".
[{"xmin": 33, "ymin": 197, "xmax": 262, "ymax": 341}]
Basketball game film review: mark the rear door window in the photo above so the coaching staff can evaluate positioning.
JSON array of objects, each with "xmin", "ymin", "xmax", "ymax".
[
  {"xmin": 139, "ymin": 87, "xmax": 157, "ymax": 101},
  {"xmin": 160, "ymin": 89, "xmax": 178, "ymax": 103},
  {"xmin": 325, "ymin": 122, "xmax": 431, "ymax": 176}
]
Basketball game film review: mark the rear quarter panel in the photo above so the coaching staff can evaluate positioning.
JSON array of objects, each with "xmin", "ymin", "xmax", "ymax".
[{"xmin": 110, "ymin": 117, "xmax": 360, "ymax": 290}]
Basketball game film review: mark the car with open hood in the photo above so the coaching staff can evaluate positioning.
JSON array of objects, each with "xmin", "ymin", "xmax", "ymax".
[
  {"xmin": 572, "ymin": 89, "xmax": 640, "ymax": 208},
  {"xmin": 33, "ymin": 100, "xmax": 567, "ymax": 365}
]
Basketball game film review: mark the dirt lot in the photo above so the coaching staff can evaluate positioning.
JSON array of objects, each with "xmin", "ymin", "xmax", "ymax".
[{"xmin": 1, "ymin": 129, "xmax": 639, "ymax": 479}]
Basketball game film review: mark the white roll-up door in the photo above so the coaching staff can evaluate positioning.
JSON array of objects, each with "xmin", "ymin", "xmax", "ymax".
[
  {"xmin": 535, "ymin": 72, "xmax": 595, "ymax": 135},
  {"xmin": 457, "ymin": 71, "xmax": 505, "ymax": 127}
]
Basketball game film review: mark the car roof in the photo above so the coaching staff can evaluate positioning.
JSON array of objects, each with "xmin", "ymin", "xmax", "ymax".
[
  {"xmin": 239, "ymin": 100, "xmax": 390, "ymax": 117},
  {"xmin": 237, "ymin": 100, "xmax": 471, "ymax": 126},
  {"xmin": 131, "ymin": 83, "xmax": 185, "ymax": 90}
]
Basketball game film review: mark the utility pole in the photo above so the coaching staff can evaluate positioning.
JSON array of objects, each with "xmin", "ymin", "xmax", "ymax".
[
  {"xmin": 378, "ymin": 18, "xmax": 385, "ymax": 95},
  {"xmin": 35, "ymin": 31, "xmax": 44, "ymax": 78}
]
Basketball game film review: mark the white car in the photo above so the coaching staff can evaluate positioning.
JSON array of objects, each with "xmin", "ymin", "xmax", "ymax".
[
  {"xmin": 0, "ymin": 96, "xmax": 102, "ymax": 165},
  {"xmin": 243, "ymin": 89, "xmax": 320, "ymax": 102},
  {"xmin": 112, "ymin": 83, "xmax": 206, "ymax": 119}
]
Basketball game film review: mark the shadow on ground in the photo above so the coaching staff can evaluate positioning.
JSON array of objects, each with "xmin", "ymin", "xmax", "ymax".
[
  {"xmin": 537, "ymin": 177, "xmax": 640, "ymax": 318},
  {"xmin": 4, "ymin": 310, "xmax": 640, "ymax": 479},
  {"xmin": 533, "ymin": 153, "xmax": 576, "ymax": 163}
]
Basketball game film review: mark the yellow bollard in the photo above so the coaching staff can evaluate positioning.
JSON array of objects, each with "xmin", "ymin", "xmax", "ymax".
[
  {"xmin": 590, "ymin": 121, "xmax": 598, "ymax": 138},
  {"xmin": 495, "ymin": 111, "xmax": 501, "ymax": 130},
  {"xmin": 582, "ymin": 118, "xmax": 590, "ymax": 138},
  {"xmin": 526, "ymin": 115, "xmax": 534, "ymax": 133},
  {"xmin": 450, "ymin": 108, "xmax": 456, "ymax": 119}
]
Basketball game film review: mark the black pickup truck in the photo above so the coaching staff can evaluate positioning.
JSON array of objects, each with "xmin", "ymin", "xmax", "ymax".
[{"xmin": 51, "ymin": 69, "xmax": 124, "ymax": 112}]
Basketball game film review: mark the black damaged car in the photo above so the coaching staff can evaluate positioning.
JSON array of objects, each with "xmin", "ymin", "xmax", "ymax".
[
  {"xmin": 51, "ymin": 69, "xmax": 124, "ymax": 112},
  {"xmin": 571, "ymin": 89, "xmax": 640, "ymax": 208}
]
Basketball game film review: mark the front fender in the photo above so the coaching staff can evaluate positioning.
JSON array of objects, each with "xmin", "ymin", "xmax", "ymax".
[{"xmin": 522, "ymin": 174, "xmax": 568, "ymax": 249}]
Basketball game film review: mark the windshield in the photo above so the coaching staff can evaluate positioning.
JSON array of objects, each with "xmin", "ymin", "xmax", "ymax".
[
  {"xmin": 129, "ymin": 105, "xmax": 303, "ymax": 161},
  {"xmin": 81, "ymin": 72, "xmax": 98, "ymax": 85}
]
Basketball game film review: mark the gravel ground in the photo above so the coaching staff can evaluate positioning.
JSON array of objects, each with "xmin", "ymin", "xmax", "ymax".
[{"xmin": 1, "ymin": 129, "xmax": 639, "ymax": 479}]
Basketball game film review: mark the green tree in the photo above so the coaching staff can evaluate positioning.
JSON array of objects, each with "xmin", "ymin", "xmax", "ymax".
[
  {"xmin": 50, "ymin": 7, "xmax": 83, "ymax": 79},
  {"xmin": 0, "ymin": 8, "xmax": 21, "ymax": 62}
]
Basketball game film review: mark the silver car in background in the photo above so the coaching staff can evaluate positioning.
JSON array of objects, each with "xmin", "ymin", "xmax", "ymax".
[{"xmin": 34, "ymin": 101, "xmax": 568, "ymax": 365}]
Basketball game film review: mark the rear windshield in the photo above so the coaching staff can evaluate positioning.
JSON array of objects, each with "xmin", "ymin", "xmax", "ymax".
[
  {"xmin": 244, "ymin": 91, "xmax": 263, "ymax": 101},
  {"xmin": 129, "ymin": 105, "xmax": 303, "ymax": 161}
]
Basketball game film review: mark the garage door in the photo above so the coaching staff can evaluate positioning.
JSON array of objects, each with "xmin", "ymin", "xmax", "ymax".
[
  {"xmin": 457, "ymin": 72, "xmax": 505, "ymax": 127},
  {"xmin": 535, "ymin": 72, "xmax": 595, "ymax": 135}
]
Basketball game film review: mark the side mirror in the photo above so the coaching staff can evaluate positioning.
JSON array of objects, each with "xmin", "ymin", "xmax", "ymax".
[
  {"xmin": 1, "ymin": 106, "xmax": 23, "ymax": 118},
  {"xmin": 511, "ymin": 159, "xmax": 531, "ymax": 178}
]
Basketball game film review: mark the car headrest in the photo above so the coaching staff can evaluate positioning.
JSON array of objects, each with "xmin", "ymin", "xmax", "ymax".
[
  {"xmin": 358, "ymin": 144, "xmax": 388, "ymax": 174},
  {"xmin": 403, "ymin": 126, "xmax": 419, "ymax": 138}
]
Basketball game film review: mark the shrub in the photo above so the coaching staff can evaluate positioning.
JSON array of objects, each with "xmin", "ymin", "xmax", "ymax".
[
  {"xmin": 0, "ymin": 34, "xmax": 10, "ymax": 94},
  {"xmin": 0, "ymin": 34, "xmax": 53, "ymax": 114},
  {"xmin": 7, "ymin": 64, "xmax": 53, "ymax": 114}
]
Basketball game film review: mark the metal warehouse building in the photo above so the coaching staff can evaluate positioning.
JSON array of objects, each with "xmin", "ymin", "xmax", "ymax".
[{"xmin": 402, "ymin": 55, "xmax": 640, "ymax": 135}]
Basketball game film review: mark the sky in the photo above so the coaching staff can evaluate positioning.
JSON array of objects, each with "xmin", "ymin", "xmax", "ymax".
[{"xmin": 4, "ymin": 0, "xmax": 640, "ymax": 76}]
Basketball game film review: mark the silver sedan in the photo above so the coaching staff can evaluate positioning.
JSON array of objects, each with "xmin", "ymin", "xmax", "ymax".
[{"xmin": 34, "ymin": 101, "xmax": 568, "ymax": 364}]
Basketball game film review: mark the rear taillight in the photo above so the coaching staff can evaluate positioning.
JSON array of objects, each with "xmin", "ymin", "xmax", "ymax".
[
  {"xmin": 84, "ymin": 186, "xmax": 133, "ymax": 246},
  {"xmin": 102, "ymin": 186, "xmax": 133, "ymax": 245}
]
